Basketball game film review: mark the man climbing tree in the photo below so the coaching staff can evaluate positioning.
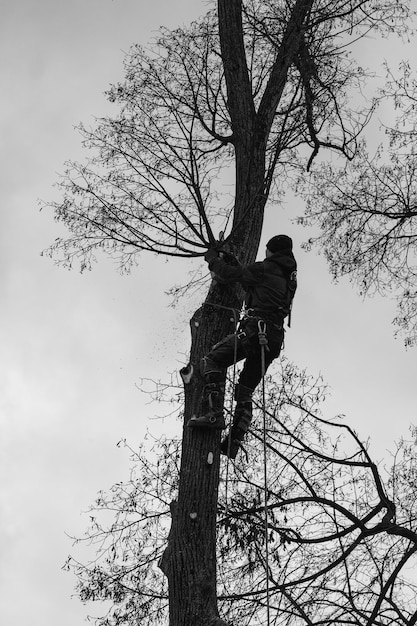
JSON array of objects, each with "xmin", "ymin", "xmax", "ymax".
[
  {"xmin": 43, "ymin": 1, "xmax": 416, "ymax": 624},
  {"xmin": 188, "ymin": 235, "xmax": 297, "ymax": 460}
]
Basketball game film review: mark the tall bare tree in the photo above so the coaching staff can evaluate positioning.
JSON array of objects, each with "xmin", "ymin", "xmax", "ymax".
[{"xmin": 45, "ymin": 1, "xmax": 415, "ymax": 624}]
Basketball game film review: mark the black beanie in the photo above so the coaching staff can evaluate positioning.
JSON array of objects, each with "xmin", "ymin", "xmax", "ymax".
[{"xmin": 266, "ymin": 235, "xmax": 293, "ymax": 253}]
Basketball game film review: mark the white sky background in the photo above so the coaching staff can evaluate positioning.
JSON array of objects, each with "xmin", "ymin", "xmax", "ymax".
[{"xmin": 0, "ymin": 1, "xmax": 416, "ymax": 625}]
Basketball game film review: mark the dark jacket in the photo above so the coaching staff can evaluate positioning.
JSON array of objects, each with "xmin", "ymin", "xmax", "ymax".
[{"xmin": 209, "ymin": 250, "xmax": 297, "ymax": 323}]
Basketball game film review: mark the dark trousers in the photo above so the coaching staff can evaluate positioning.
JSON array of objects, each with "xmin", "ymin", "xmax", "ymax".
[{"xmin": 204, "ymin": 318, "xmax": 284, "ymax": 397}]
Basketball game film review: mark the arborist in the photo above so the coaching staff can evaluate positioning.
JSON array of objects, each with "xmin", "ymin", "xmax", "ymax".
[{"xmin": 188, "ymin": 235, "xmax": 297, "ymax": 459}]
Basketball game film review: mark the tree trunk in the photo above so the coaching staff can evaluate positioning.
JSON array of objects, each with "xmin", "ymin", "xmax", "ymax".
[{"xmin": 159, "ymin": 282, "xmax": 240, "ymax": 626}]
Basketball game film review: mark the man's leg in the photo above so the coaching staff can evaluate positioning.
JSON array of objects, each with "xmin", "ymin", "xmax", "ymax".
[
  {"xmin": 187, "ymin": 334, "xmax": 246, "ymax": 429},
  {"xmin": 220, "ymin": 381, "xmax": 254, "ymax": 458},
  {"xmin": 221, "ymin": 333, "xmax": 283, "ymax": 458}
]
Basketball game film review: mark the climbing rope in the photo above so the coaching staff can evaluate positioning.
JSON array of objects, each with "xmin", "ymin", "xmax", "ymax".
[
  {"xmin": 224, "ymin": 308, "xmax": 239, "ymax": 515},
  {"xmin": 258, "ymin": 320, "xmax": 271, "ymax": 626}
]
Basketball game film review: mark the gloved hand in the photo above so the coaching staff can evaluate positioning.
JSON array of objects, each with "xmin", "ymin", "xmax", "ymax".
[
  {"xmin": 219, "ymin": 251, "xmax": 238, "ymax": 265},
  {"xmin": 204, "ymin": 248, "xmax": 218, "ymax": 263}
]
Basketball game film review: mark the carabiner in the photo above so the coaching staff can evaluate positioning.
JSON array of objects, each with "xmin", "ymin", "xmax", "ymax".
[{"xmin": 257, "ymin": 319, "xmax": 269, "ymax": 349}]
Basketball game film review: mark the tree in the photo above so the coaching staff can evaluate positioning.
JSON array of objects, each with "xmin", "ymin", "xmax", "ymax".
[{"xmin": 45, "ymin": 1, "xmax": 415, "ymax": 624}]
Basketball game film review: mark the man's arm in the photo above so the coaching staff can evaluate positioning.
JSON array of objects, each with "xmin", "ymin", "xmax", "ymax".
[{"xmin": 207, "ymin": 253, "xmax": 263, "ymax": 286}]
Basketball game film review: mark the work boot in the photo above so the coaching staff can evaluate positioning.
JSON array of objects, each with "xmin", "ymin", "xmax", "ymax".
[
  {"xmin": 220, "ymin": 426, "xmax": 246, "ymax": 459},
  {"xmin": 187, "ymin": 384, "xmax": 226, "ymax": 430},
  {"xmin": 220, "ymin": 401, "xmax": 252, "ymax": 459}
]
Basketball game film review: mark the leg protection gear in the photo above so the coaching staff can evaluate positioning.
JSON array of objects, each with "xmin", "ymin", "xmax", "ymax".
[
  {"xmin": 220, "ymin": 401, "xmax": 253, "ymax": 459},
  {"xmin": 188, "ymin": 382, "xmax": 226, "ymax": 430}
]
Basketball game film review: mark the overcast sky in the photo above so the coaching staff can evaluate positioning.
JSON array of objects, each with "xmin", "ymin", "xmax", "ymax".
[{"xmin": 1, "ymin": 2, "xmax": 416, "ymax": 625}]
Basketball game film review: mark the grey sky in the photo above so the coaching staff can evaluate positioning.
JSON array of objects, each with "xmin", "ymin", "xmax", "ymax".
[{"xmin": 1, "ymin": 2, "xmax": 415, "ymax": 625}]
